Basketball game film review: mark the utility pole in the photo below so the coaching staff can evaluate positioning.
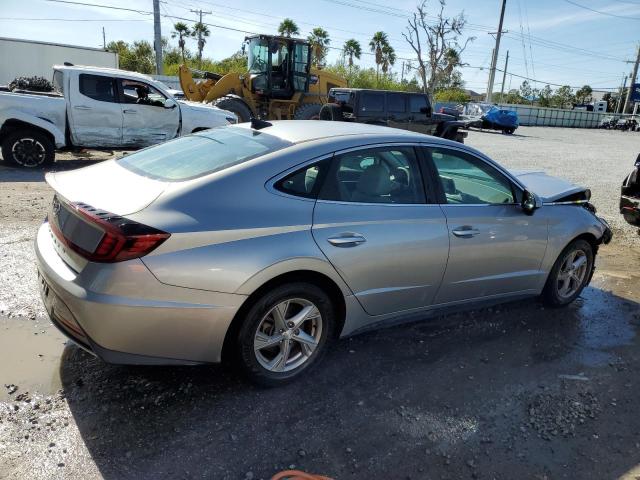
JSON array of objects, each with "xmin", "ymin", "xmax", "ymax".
[
  {"xmin": 102, "ymin": 27, "xmax": 106, "ymax": 49},
  {"xmin": 622, "ymin": 43, "xmax": 640, "ymax": 114},
  {"xmin": 153, "ymin": 0, "xmax": 163, "ymax": 75},
  {"xmin": 486, "ymin": 0, "xmax": 507, "ymax": 103},
  {"xmin": 499, "ymin": 50, "xmax": 509, "ymax": 104},
  {"xmin": 190, "ymin": 9, "xmax": 212, "ymax": 65},
  {"xmin": 615, "ymin": 73, "xmax": 627, "ymax": 113}
]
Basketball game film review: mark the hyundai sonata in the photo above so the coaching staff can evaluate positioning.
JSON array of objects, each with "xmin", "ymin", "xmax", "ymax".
[{"xmin": 36, "ymin": 121, "xmax": 611, "ymax": 385}]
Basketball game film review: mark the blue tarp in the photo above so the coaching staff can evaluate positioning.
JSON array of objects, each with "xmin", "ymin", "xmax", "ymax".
[{"xmin": 482, "ymin": 107, "xmax": 519, "ymax": 128}]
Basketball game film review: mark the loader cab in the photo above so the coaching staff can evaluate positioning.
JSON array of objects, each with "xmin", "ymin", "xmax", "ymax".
[{"xmin": 246, "ymin": 35, "xmax": 311, "ymax": 99}]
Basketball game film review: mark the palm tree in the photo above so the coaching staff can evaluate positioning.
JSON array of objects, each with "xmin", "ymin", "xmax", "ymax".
[
  {"xmin": 369, "ymin": 31, "xmax": 389, "ymax": 81},
  {"xmin": 278, "ymin": 18, "xmax": 299, "ymax": 37},
  {"xmin": 342, "ymin": 39, "xmax": 361, "ymax": 74},
  {"xmin": 171, "ymin": 22, "xmax": 191, "ymax": 62},
  {"xmin": 307, "ymin": 27, "xmax": 330, "ymax": 67},
  {"xmin": 191, "ymin": 22, "xmax": 210, "ymax": 66},
  {"xmin": 380, "ymin": 44, "xmax": 396, "ymax": 76}
]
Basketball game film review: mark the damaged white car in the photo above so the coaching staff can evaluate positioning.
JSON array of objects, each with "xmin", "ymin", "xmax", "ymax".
[{"xmin": 0, "ymin": 65, "xmax": 237, "ymax": 167}]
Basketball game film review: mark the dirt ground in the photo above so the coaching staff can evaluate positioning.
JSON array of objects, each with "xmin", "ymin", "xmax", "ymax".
[{"xmin": 1, "ymin": 127, "xmax": 640, "ymax": 479}]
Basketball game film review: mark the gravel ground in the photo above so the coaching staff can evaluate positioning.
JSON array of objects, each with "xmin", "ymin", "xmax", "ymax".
[{"xmin": 1, "ymin": 127, "xmax": 640, "ymax": 480}]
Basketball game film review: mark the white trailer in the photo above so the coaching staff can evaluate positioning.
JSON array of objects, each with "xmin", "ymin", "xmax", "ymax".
[{"xmin": 0, "ymin": 37, "xmax": 119, "ymax": 85}]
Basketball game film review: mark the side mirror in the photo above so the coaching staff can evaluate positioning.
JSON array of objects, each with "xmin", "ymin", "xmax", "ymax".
[
  {"xmin": 522, "ymin": 190, "xmax": 542, "ymax": 215},
  {"xmin": 164, "ymin": 98, "xmax": 177, "ymax": 109}
]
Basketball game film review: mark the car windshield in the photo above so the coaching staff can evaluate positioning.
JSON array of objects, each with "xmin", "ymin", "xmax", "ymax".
[{"xmin": 117, "ymin": 127, "xmax": 291, "ymax": 181}]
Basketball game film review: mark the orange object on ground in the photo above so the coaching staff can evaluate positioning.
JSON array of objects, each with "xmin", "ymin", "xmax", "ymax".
[{"xmin": 271, "ymin": 470, "xmax": 334, "ymax": 480}]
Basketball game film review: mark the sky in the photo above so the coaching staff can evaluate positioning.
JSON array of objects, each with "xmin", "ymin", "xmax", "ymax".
[{"xmin": 2, "ymin": 0, "xmax": 640, "ymax": 94}]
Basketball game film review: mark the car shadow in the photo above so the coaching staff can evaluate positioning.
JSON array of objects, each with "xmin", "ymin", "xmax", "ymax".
[
  {"xmin": 467, "ymin": 128, "xmax": 533, "ymax": 139},
  {"xmin": 59, "ymin": 285, "xmax": 640, "ymax": 479}
]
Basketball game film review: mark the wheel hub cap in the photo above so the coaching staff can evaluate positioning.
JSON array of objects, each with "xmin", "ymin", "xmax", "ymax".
[{"xmin": 12, "ymin": 138, "xmax": 46, "ymax": 167}]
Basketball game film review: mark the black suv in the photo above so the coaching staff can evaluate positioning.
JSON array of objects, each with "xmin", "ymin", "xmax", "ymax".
[{"xmin": 320, "ymin": 88, "xmax": 467, "ymax": 143}]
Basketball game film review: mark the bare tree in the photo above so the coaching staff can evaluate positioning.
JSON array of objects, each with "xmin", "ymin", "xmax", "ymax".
[{"xmin": 402, "ymin": 0, "xmax": 474, "ymax": 95}]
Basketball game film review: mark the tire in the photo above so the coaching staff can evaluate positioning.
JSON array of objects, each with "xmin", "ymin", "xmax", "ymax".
[
  {"xmin": 455, "ymin": 132, "xmax": 465, "ymax": 144},
  {"xmin": 213, "ymin": 97, "xmax": 252, "ymax": 123},
  {"xmin": 541, "ymin": 239, "xmax": 594, "ymax": 307},
  {"xmin": 319, "ymin": 103, "xmax": 344, "ymax": 121},
  {"xmin": 1, "ymin": 129, "xmax": 55, "ymax": 168},
  {"xmin": 293, "ymin": 103, "xmax": 322, "ymax": 120},
  {"xmin": 237, "ymin": 282, "xmax": 335, "ymax": 387},
  {"xmin": 503, "ymin": 127, "xmax": 515, "ymax": 135}
]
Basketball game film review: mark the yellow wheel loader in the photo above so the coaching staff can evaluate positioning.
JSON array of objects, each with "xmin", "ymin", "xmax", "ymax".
[{"xmin": 178, "ymin": 34, "xmax": 347, "ymax": 122}]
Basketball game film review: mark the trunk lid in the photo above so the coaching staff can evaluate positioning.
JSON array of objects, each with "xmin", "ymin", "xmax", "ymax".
[
  {"xmin": 511, "ymin": 170, "xmax": 588, "ymax": 203},
  {"xmin": 46, "ymin": 159, "xmax": 168, "ymax": 216}
]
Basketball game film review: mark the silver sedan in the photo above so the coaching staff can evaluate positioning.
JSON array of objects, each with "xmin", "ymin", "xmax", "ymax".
[{"xmin": 35, "ymin": 121, "xmax": 611, "ymax": 385}]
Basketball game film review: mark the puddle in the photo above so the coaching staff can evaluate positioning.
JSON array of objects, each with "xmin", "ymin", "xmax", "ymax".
[{"xmin": 0, "ymin": 319, "xmax": 67, "ymax": 400}]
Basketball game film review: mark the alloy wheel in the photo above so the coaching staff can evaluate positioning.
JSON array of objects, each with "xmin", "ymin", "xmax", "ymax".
[
  {"xmin": 253, "ymin": 298, "xmax": 323, "ymax": 373},
  {"xmin": 556, "ymin": 249, "xmax": 588, "ymax": 299},
  {"xmin": 11, "ymin": 138, "xmax": 46, "ymax": 167}
]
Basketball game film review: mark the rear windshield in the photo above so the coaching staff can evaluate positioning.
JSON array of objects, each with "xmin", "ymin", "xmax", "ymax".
[{"xmin": 117, "ymin": 127, "xmax": 291, "ymax": 181}]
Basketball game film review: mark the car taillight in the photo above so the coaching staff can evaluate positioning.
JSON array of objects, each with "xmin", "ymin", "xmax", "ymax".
[{"xmin": 49, "ymin": 197, "xmax": 169, "ymax": 263}]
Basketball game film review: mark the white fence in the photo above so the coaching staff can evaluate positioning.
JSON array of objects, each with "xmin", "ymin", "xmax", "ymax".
[{"xmin": 494, "ymin": 104, "xmax": 630, "ymax": 128}]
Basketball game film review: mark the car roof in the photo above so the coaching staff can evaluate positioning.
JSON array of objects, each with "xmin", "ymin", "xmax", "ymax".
[
  {"xmin": 53, "ymin": 65, "xmax": 164, "ymax": 85},
  {"xmin": 236, "ymin": 120, "xmax": 445, "ymax": 144},
  {"xmin": 330, "ymin": 88, "xmax": 426, "ymax": 95}
]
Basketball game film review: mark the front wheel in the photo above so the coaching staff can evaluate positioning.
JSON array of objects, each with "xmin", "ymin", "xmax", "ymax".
[
  {"xmin": 542, "ymin": 239, "xmax": 594, "ymax": 307},
  {"xmin": 1, "ymin": 129, "xmax": 55, "ymax": 168},
  {"xmin": 237, "ymin": 283, "xmax": 335, "ymax": 386}
]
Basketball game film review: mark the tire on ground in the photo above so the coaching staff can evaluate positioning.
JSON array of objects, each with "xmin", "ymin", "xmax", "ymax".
[
  {"xmin": 319, "ymin": 103, "xmax": 344, "ymax": 121},
  {"xmin": 1, "ymin": 128, "xmax": 55, "ymax": 168},
  {"xmin": 236, "ymin": 282, "xmax": 335, "ymax": 387},
  {"xmin": 293, "ymin": 103, "xmax": 322, "ymax": 120},
  {"xmin": 213, "ymin": 97, "xmax": 252, "ymax": 123},
  {"xmin": 541, "ymin": 238, "xmax": 594, "ymax": 307}
]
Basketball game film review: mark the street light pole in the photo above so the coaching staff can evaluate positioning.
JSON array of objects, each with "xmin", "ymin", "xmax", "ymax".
[
  {"xmin": 153, "ymin": 0, "xmax": 163, "ymax": 75},
  {"xmin": 499, "ymin": 50, "xmax": 509, "ymax": 104}
]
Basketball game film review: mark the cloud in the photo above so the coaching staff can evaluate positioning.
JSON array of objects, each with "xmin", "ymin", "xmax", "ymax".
[{"xmin": 522, "ymin": 1, "xmax": 640, "ymax": 30}]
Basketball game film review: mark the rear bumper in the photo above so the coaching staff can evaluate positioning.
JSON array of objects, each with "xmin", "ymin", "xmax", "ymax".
[{"xmin": 35, "ymin": 222, "xmax": 246, "ymax": 365}]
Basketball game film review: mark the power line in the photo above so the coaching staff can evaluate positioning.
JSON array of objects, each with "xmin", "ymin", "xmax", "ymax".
[
  {"xmin": 562, "ymin": 0, "xmax": 640, "ymax": 20},
  {"xmin": 0, "ymin": 17, "xmax": 148, "ymax": 21}
]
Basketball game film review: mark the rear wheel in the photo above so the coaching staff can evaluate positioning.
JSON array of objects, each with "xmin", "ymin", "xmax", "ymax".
[
  {"xmin": 293, "ymin": 103, "xmax": 322, "ymax": 120},
  {"xmin": 542, "ymin": 239, "xmax": 593, "ymax": 307},
  {"xmin": 319, "ymin": 103, "xmax": 344, "ymax": 121},
  {"xmin": 237, "ymin": 283, "xmax": 335, "ymax": 387},
  {"xmin": 503, "ymin": 127, "xmax": 515, "ymax": 135},
  {"xmin": 213, "ymin": 97, "xmax": 252, "ymax": 123},
  {"xmin": 1, "ymin": 129, "xmax": 54, "ymax": 168}
]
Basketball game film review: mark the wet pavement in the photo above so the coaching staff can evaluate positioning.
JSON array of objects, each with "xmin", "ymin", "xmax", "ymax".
[{"xmin": 1, "ymin": 128, "xmax": 640, "ymax": 479}]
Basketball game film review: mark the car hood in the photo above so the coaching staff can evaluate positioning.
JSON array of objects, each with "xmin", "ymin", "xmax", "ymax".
[
  {"xmin": 177, "ymin": 100, "xmax": 236, "ymax": 119},
  {"xmin": 511, "ymin": 170, "xmax": 588, "ymax": 202},
  {"xmin": 45, "ymin": 159, "xmax": 168, "ymax": 216}
]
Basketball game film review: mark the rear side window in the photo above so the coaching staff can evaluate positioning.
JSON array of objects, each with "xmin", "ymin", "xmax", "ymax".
[
  {"xmin": 275, "ymin": 160, "xmax": 330, "ymax": 198},
  {"xmin": 79, "ymin": 74, "xmax": 117, "ymax": 102},
  {"xmin": 387, "ymin": 93, "xmax": 406, "ymax": 113},
  {"xmin": 360, "ymin": 92, "xmax": 385, "ymax": 112},
  {"xmin": 410, "ymin": 95, "xmax": 428, "ymax": 114},
  {"xmin": 117, "ymin": 127, "xmax": 291, "ymax": 181}
]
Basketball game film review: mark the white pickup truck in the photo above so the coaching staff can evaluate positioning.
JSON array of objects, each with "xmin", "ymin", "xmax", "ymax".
[{"xmin": 0, "ymin": 65, "xmax": 237, "ymax": 168}]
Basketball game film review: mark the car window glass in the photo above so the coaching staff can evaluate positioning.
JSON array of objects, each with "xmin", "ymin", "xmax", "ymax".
[
  {"xmin": 360, "ymin": 92, "xmax": 385, "ymax": 112},
  {"xmin": 120, "ymin": 79, "xmax": 167, "ymax": 107},
  {"xmin": 276, "ymin": 160, "xmax": 329, "ymax": 198},
  {"xmin": 320, "ymin": 147, "xmax": 425, "ymax": 204},
  {"xmin": 429, "ymin": 148, "xmax": 514, "ymax": 204},
  {"xmin": 387, "ymin": 93, "xmax": 406, "ymax": 113},
  {"xmin": 410, "ymin": 95, "xmax": 428, "ymax": 114},
  {"xmin": 79, "ymin": 74, "xmax": 116, "ymax": 102}
]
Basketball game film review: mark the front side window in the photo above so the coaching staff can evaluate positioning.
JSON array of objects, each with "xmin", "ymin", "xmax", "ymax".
[
  {"xmin": 428, "ymin": 148, "xmax": 515, "ymax": 204},
  {"xmin": 320, "ymin": 147, "xmax": 425, "ymax": 204},
  {"xmin": 117, "ymin": 127, "xmax": 291, "ymax": 181},
  {"xmin": 410, "ymin": 95, "xmax": 428, "ymax": 114},
  {"xmin": 360, "ymin": 92, "xmax": 385, "ymax": 112},
  {"xmin": 79, "ymin": 74, "xmax": 116, "ymax": 102},
  {"xmin": 120, "ymin": 79, "xmax": 167, "ymax": 107}
]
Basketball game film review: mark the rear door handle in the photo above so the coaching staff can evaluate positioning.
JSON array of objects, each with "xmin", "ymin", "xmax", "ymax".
[
  {"xmin": 123, "ymin": 109, "xmax": 137, "ymax": 114},
  {"xmin": 327, "ymin": 234, "xmax": 366, "ymax": 247},
  {"xmin": 452, "ymin": 226, "xmax": 480, "ymax": 238},
  {"xmin": 73, "ymin": 105, "xmax": 91, "ymax": 111}
]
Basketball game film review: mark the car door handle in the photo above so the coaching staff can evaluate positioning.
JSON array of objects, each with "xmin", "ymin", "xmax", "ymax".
[
  {"xmin": 123, "ymin": 109, "xmax": 137, "ymax": 114},
  {"xmin": 452, "ymin": 227, "xmax": 480, "ymax": 238},
  {"xmin": 73, "ymin": 105, "xmax": 91, "ymax": 110},
  {"xmin": 327, "ymin": 234, "xmax": 366, "ymax": 247}
]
